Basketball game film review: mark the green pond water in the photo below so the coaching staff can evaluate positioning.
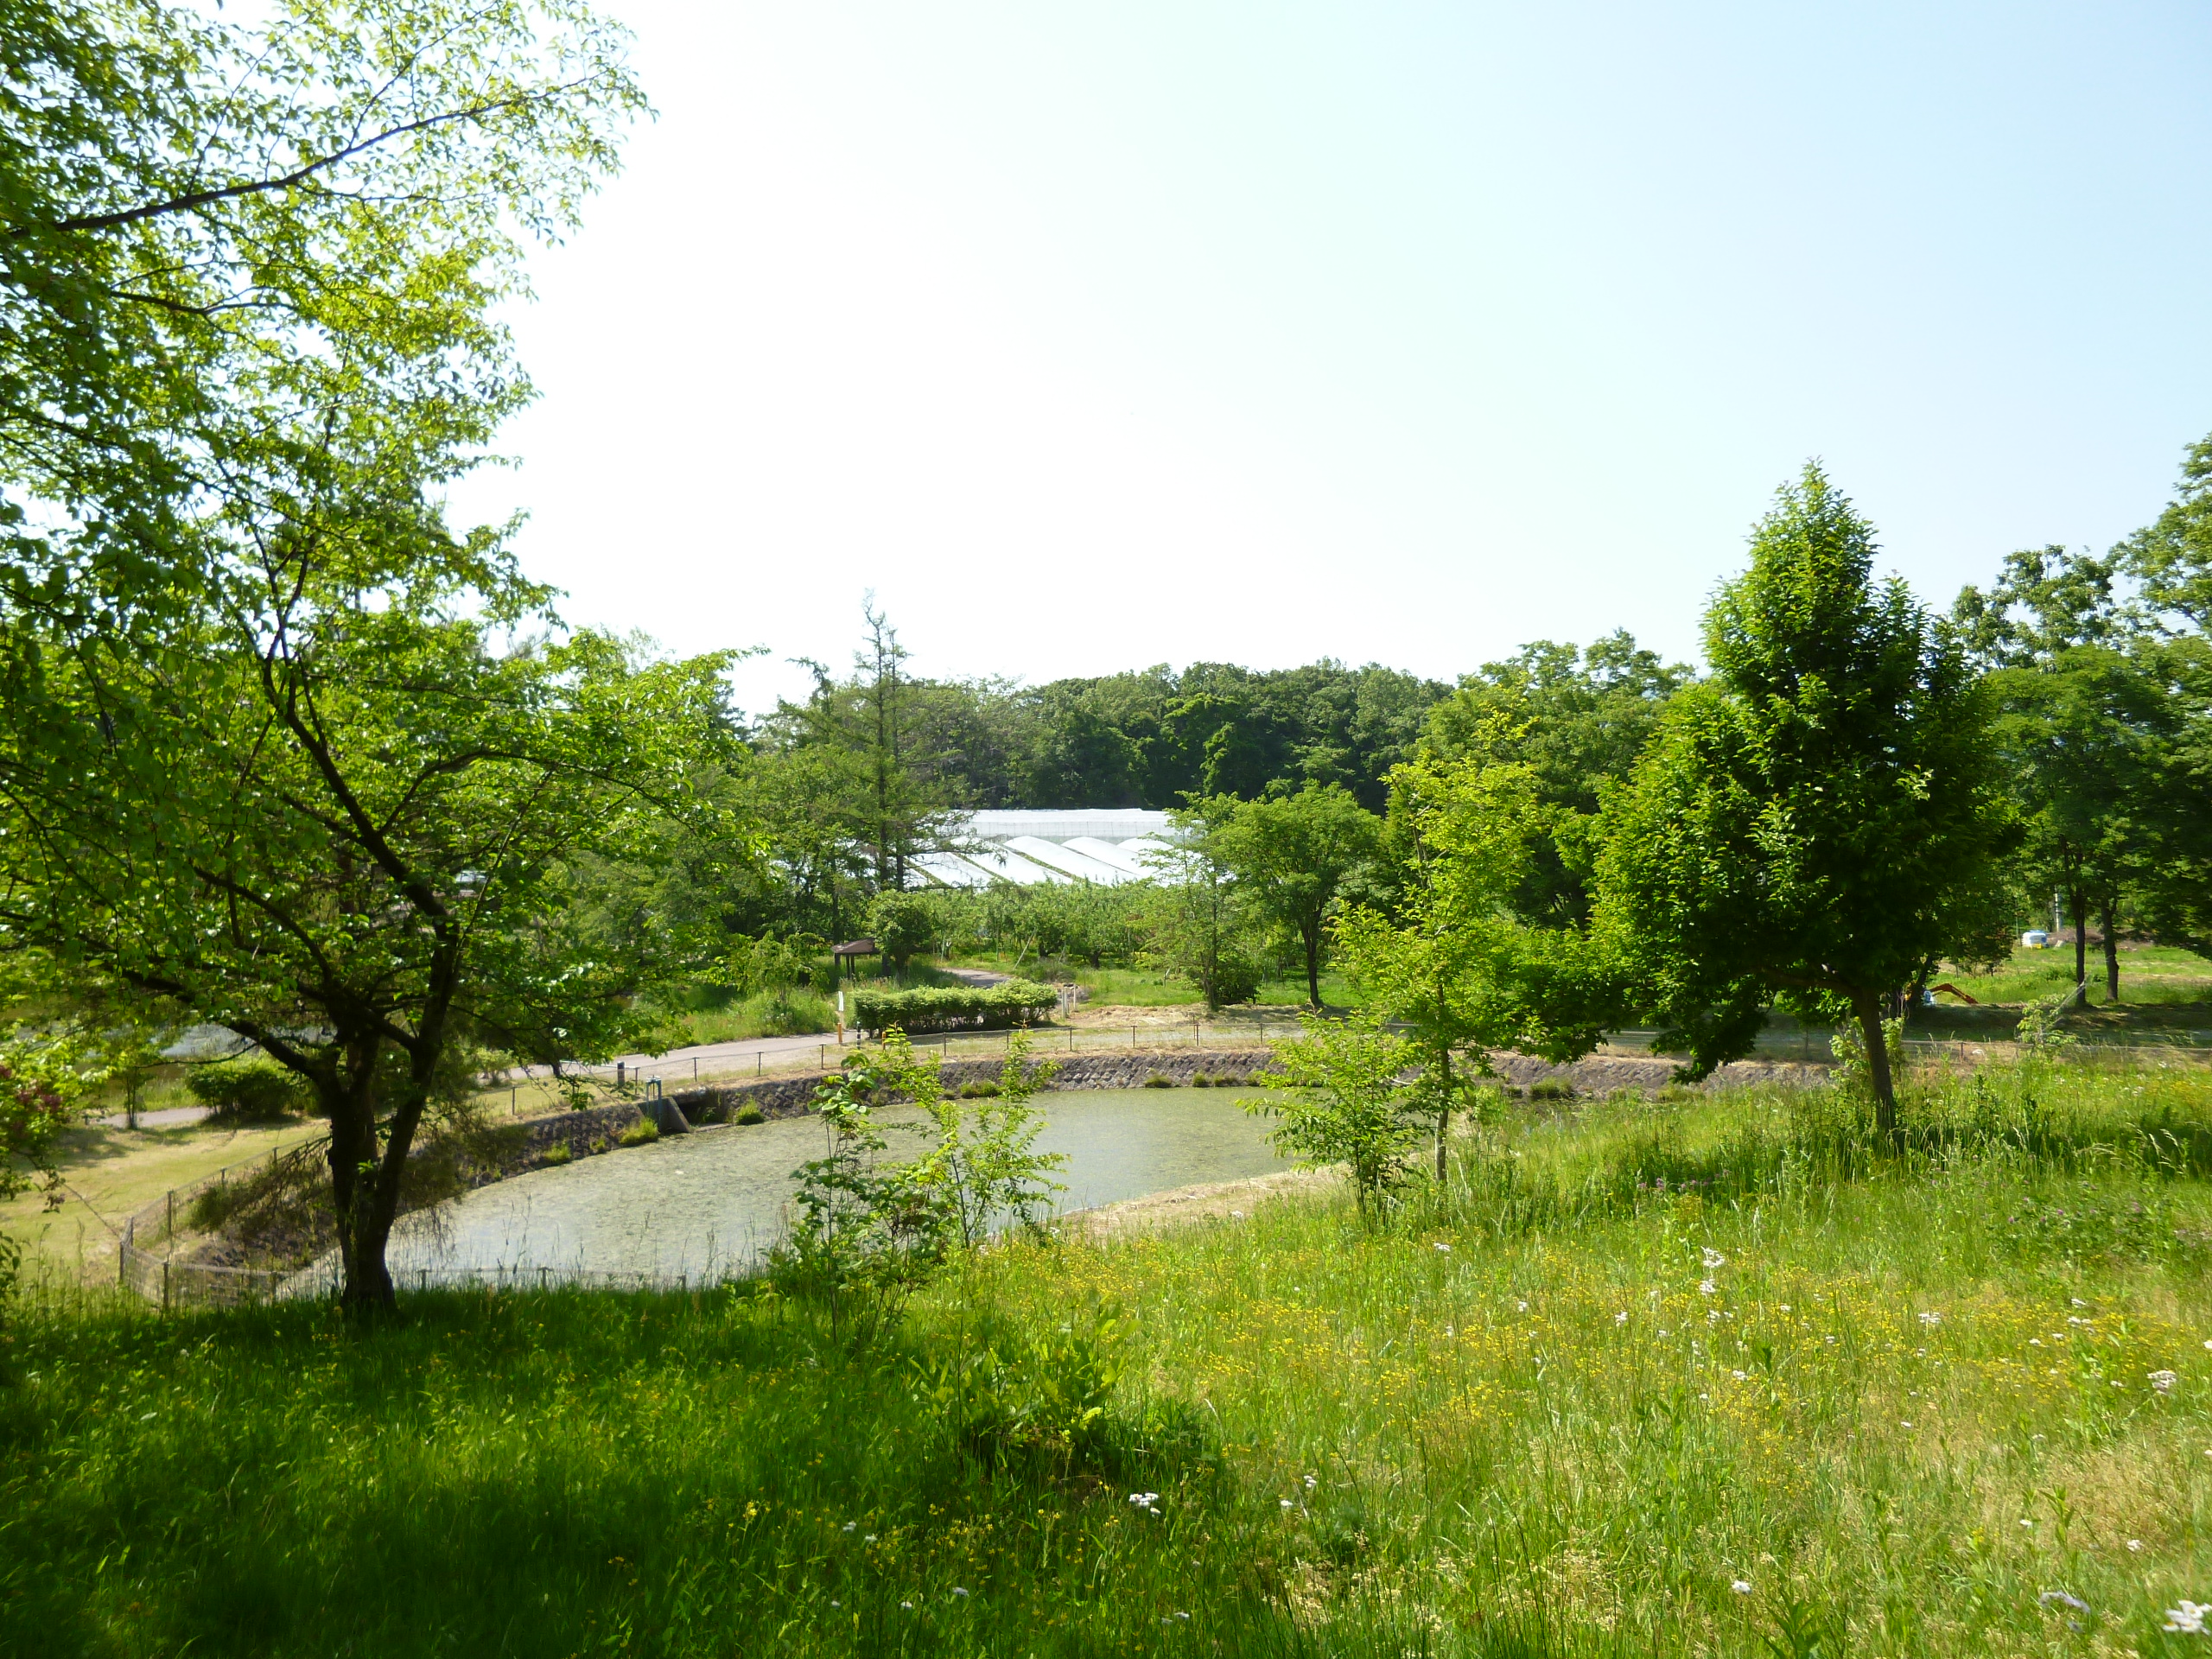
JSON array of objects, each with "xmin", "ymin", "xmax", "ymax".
[{"xmin": 376, "ymin": 1087, "xmax": 1290, "ymax": 1282}]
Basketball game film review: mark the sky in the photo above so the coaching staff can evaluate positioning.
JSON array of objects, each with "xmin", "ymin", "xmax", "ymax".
[{"xmin": 444, "ymin": 2, "xmax": 2212, "ymax": 718}]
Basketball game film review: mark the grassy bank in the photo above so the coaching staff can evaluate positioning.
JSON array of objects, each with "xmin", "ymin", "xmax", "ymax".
[{"xmin": 8, "ymin": 1053, "xmax": 2212, "ymax": 1655}]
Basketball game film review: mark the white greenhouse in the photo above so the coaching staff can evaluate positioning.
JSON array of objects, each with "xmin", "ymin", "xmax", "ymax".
[{"xmin": 911, "ymin": 810, "xmax": 1173, "ymax": 888}]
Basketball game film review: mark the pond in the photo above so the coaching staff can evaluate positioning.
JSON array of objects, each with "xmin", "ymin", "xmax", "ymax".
[{"xmin": 373, "ymin": 1086, "xmax": 1291, "ymax": 1283}]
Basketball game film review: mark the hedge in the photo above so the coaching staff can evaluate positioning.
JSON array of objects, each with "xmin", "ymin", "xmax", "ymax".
[{"xmin": 852, "ymin": 979, "xmax": 1058, "ymax": 1036}]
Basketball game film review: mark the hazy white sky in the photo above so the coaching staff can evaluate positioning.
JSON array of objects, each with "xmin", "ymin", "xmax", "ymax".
[{"xmin": 446, "ymin": 2, "xmax": 2212, "ymax": 717}]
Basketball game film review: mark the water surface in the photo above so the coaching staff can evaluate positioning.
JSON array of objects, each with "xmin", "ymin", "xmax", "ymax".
[{"xmin": 378, "ymin": 1087, "xmax": 1287, "ymax": 1281}]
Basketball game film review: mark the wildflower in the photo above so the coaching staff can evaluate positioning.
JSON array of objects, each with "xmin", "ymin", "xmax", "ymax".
[
  {"xmin": 1176, "ymin": 1611, "xmax": 1191, "ymax": 1620},
  {"xmin": 1779, "ymin": 1304, "xmax": 1790, "ymax": 1313},
  {"xmin": 1444, "ymin": 1325, "xmax": 1454, "ymax": 1337},
  {"xmin": 2031, "ymin": 1338, "xmax": 2043, "ymax": 1347},
  {"xmin": 1658, "ymin": 1328, "xmax": 1670, "ymax": 1338},
  {"xmin": 1281, "ymin": 1498, "xmax": 1294, "ymax": 1510},
  {"xmin": 1128, "ymin": 1492, "xmax": 1160, "ymax": 1513},
  {"xmin": 1615, "ymin": 1312, "xmax": 1628, "ymax": 1325},
  {"xmin": 1731, "ymin": 1580, "xmax": 1752, "ymax": 1595},
  {"xmin": 1433, "ymin": 1241, "xmax": 1452, "ymax": 1253},
  {"xmin": 1702, "ymin": 1248, "xmax": 1727, "ymax": 1268},
  {"xmin": 2152, "ymin": 1370, "xmax": 2179, "ymax": 1394},
  {"xmin": 1516, "ymin": 1300, "xmax": 1529, "ymax": 1312},
  {"xmin": 2164, "ymin": 1601, "xmax": 2210, "ymax": 1633},
  {"xmin": 864, "ymin": 1535, "xmax": 877, "ymax": 1543},
  {"xmin": 2072, "ymin": 1298, "xmax": 2087, "ymax": 1308},
  {"xmin": 1902, "ymin": 1421, "xmax": 1914, "ymax": 1428},
  {"xmin": 2020, "ymin": 1518, "xmax": 2034, "ymax": 1529},
  {"xmin": 1732, "ymin": 1370, "xmax": 1747, "ymax": 1382},
  {"xmin": 901, "ymin": 1601, "xmax": 915, "ymax": 1611},
  {"xmin": 1918, "ymin": 1311, "xmax": 1942, "ymax": 1326},
  {"xmin": 2040, "ymin": 1592, "xmax": 2090, "ymax": 1613},
  {"xmin": 842, "ymin": 1522, "xmax": 855, "ymax": 1533},
  {"xmin": 2129, "ymin": 1540, "xmax": 2145, "ymax": 1553},
  {"xmin": 1304, "ymin": 1473, "xmax": 1318, "ymax": 1490},
  {"xmin": 1699, "ymin": 1280, "xmax": 1717, "ymax": 1297},
  {"xmin": 951, "ymin": 1586, "xmax": 969, "ymax": 1598}
]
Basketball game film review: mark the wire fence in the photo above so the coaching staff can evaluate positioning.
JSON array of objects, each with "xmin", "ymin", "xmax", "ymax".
[{"xmin": 117, "ymin": 1129, "xmax": 332, "ymax": 1311}]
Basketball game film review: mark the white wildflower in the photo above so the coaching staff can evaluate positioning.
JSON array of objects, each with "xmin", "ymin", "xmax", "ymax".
[
  {"xmin": 1702, "ymin": 1248, "xmax": 1727, "ymax": 1268},
  {"xmin": 2039, "ymin": 1591, "xmax": 2089, "ymax": 1613},
  {"xmin": 1918, "ymin": 1311, "xmax": 1942, "ymax": 1326},
  {"xmin": 1731, "ymin": 1580, "xmax": 1752, "ymax": 1595},
  {"xmin": 1732, "ymin": 1370, "xmax": 1747, "ymax": 1381},
  {"xmin": 2152, "ymin": 1370, "xmax": 2178, "ymax": 1393},
  {"xmin": 2129, "ymin": 1540, "xmax": 2145, "ymax": 1552},
  {"xmin": 1433, "ymin": 1240, "xmax": 1452, "ymax": 1253},
  {"xmin": 1128, "ymin": 1492, "xmax": 1160, "ymax": 1513},
  {"xmin": 951, "ymin": 1586, "xmax": 969, "ymax": 1598},
  {"xmin": 1615, "ymin": 1312, "xmax": 1629, "ymax": 1325},
  {"xmin": 1304, "ymin": 1473, "xmax": 1318, "ymax": 1490},
  {"xmin": 1281, "ymin": 1498, "xmax": 1294, "ymax": 1510},
  {"xmin": 2164, "ymin": 1601, "xmax": 2210, "ymax": 1634},
  {"xmin": 1699, "ymin": 1279, "xmax": 1717, "ymax": 1297}
]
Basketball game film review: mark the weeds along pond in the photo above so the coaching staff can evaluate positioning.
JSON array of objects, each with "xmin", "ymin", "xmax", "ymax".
[{"xmin": 372, "ymin": 1086, "xmax": 1293, "ymax": 1282}]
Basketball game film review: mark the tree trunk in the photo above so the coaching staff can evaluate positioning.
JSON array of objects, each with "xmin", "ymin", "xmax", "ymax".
[
  {"xmin": 2069, "ymin": 881, "xmax": 2088, "ymax": 997},
  {"xmin": 1304, "ymin": 922, "xmax": 1322, "ymax": 1010},
  {"xmin": 2099, "ymin": 892, "xmax": 2121, "ymax": 1003},
  {"xmin": 1433, "ymin": 1041, "xmax": 1454, "ymax": 1182},
  {"xmin": 1852, "ymin": 989, "xmax": 1898, "ymax": 1142}
]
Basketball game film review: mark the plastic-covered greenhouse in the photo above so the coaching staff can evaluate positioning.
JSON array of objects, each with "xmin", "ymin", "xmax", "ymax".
[{"xmin": 910, "ymin": 810, "xmax": 1171, "ymax": 887}]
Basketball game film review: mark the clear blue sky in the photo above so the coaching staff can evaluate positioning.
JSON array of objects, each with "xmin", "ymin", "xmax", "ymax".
[{"xmin": 445, "ymin": 1, "xmax": 2212, "ymax": 715}]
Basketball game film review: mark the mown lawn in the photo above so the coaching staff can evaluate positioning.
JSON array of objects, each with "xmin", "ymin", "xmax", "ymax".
[
  {"xmin": 7, "ymin": 1053, "xmax": 2212, "ymax": 1656},
  {"xmin": 1948, "ymin": 945, "xmax": 2212, "ymax": 1011}
]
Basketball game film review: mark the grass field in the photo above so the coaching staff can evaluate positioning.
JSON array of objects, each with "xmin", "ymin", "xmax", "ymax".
[
  {"xmin": 8, "ymin": 1052, "xmax": 2212, "ymax": 1656},
  {"xmin": 1947, "ymin": 945, "xmax": 2212, "ymax": 1010}
]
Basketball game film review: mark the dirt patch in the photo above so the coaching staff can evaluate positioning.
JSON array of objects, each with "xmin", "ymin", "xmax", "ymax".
[{"xmin": 1059, "ymin": 1166, "xmax": 1340, "ymax": 1240}]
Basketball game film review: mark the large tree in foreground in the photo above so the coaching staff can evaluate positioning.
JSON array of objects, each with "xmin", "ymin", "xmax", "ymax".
[
  {"xmin": 0, "ymin": 483, "xmax": 741, "ymax": 1306},
  {"xmin": 1595, "ymin": 465, "xmax": 2008, "ymax": 1135}
]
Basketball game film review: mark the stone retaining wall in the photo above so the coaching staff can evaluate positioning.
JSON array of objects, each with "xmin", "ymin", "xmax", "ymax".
[{"xmin": 668, "ymin": 1048, "xmax": 1277, "ymax": 1124}]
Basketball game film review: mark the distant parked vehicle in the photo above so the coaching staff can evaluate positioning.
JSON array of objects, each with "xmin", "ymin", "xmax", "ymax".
[{"xmin": 2021, "ymin": 930, "xmax": 2050, "ymax": 949}]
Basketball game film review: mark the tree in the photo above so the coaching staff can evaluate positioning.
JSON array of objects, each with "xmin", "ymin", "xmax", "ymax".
[
  {"xmin": 1204, "ymin": 785, "xmax": 1380, "ymax": 1007},
  {"xmin": 2117, "ymin": 432, "xmax": 2212, "ymax": 963},
  {"xmin": 1595, "ymin": 466, "xmax": 2009, "ymax": 1136},
  {"xmin": 1424, "ymin": 633, "xmax": 1693, "ymax": 925},
  {"xmin": 1251, "ymin": 1012, "xmax": 1416, "ymax": 1217},
  {"xmin": 0, "ymin": 489, "xmax": 741, "ymax": 1306},
  {"xmin": 2, "ymin": 0, "xmax": 642, "ymax": 654},
  {"xmin": 1337, "ymin": 747, "xmax": 1616, "ymax": 1179},
  {"xmin": 1145, "ymin": 820, "xmax": 1261, "ymax": 1011},
  {"xmin": 1955, "ymin": 546, "xmax": 2169, "ymax": 1001},
  {"xmin": 767, "ymin": 602, "xmax": 957, "ymax": 893}
]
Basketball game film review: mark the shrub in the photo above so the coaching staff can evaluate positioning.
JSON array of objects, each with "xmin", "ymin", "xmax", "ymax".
[
  {"xmin": 852, "ymin": 979, "xmax": 1058, "ymax": 1037},
  {"xmin": 540, "ymin": 1142, "xmax": 573, "ymax": 1166},
  {"xmin": 184, "ymin": 1057, "xmax": 310, "ymax": 1121},
  {"xmin": 588, "ymin": 1136, "xmax": 607, "ymax": 1154},
  {"xmin": 1529, "ymin": 1078, "xmax": 1577, "ymax": 1102},
  {"xmin": 734, "ymin": 1106, "xmax": 766, "ymax": 1126},
  {"xmin": 619, "ymin": 1117, "xmax": 659, "ymax": 1147},
  {"xmin": 1191, "ymin": 1074, "xmax": 1213, "ymax": 1088},
  {"xmin": 958, "ymin": 1079, "xmax": 1002, "ymax": 1099},
  {"xmin": 1143, "ymin": 1074, "xmax": 1173, "ymax": 1089}
]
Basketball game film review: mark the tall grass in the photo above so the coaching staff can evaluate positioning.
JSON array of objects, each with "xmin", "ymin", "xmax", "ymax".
[{"xmin": 7, "ymin": 1055, "xmax": 2212, "ymax": 1655}]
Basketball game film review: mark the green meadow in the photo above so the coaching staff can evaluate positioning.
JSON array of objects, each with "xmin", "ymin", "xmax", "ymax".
[{"xmin": 9, "ymin": 1051, "xmax": 2212, "ymax": 1656}]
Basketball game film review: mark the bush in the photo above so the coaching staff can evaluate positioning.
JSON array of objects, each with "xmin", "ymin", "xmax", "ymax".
[
  {"xmin": 1190, "ymin": 1074, "xmax": 1213, "ymax": 1088},
  {"xmin": 184, "ymin": 1058, "xmax": 310, "ymax": 1121},
  {"xmin": 619, "ymin": 1117, "xmax": 659, "ymax": 1147},
  {"xmin": 1143, "ymin": 1074, "xmax": 1173, "ymax": 1089},
  {"xmin": 958, "ymin": 1079, "xmax": 1002, "ymax": 1099},
  {"xmin": 734, "ymin": 1106, "xmax": 765, "ymax": 1126},
  {"xmin": 540, "ymin": 1141, "xmax": 573, "ymax": 1166},
  {"xmin": 852, "ymin": 979, "xmax": 1058, "ymax": 1037},
  {"xmin": 1529, "ymin": 1078, "xmax": 1577, "ymax": 1102}
]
